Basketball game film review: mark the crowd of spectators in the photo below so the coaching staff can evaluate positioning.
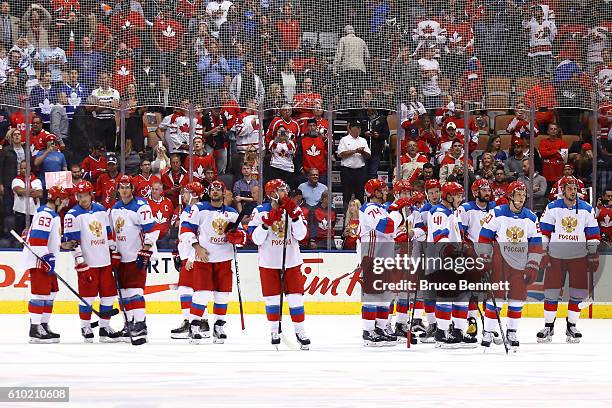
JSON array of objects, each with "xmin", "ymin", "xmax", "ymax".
[{"xmin": 0, "ymin": 0, "xmax": 610, "ymax": 250}]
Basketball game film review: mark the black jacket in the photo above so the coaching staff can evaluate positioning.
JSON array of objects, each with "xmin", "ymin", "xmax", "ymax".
[{"xmin": 0, "ymin": 144, "xmax": 19, "ymax": 190}]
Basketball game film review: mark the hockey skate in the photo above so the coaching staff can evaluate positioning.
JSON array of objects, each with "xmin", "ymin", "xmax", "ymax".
[
  {"xmin": 536, "ymin": 321, "xmax": 555, "ymax": 343},
  {"xmin": 566, "ymin": 319, "xmax": 582, "ymax": 344},
  {"xmin": 41, "ymin": 323, "xmax": 60, "ymax": 342},
  {"xmin": 296, "ymin": 332, "xmax": 311, "ymax": 350},
  {"xmin": 375, "ymin": 327, "xmax": 397, "ymax": 346},
  {"xmin": 130, "ymin": 321, "xmax": 148, "ymax": 344},
  {"xmin": 201, "ymin": 319, "xmax": 211, "ymax": 339},
  {"xmin": 213, "ymin": 320, "xmax": 227, "ymax": 344},
  {"xmin": 271, "ymin": 332, "xmax": 281, "ymax": 350},
  {"xmin": 452, "ymin": 327, "xmax": 478, "ymax": 349},
  {"xmin": 116, "ymin": 321, "xmax": 132, "ymax": 343},
  {"xmin": 506, "ymin": 329, "xmax": 519, "ymax": 352},
  {"xmin": 481, "ymin": 330, "xmax": 494, "ymax": 349},
  {"xmin": 362, "ymin": 330, "xmax": 385, "ymax": 347},
  {"xmin": 434, "ymin": 328, "xmax": 461, "ymax": 349},
  {"xmin": 99, "ymin": 326, "xmax": 122, "ymax": 343},
  {"xmin": 419, "ymin": 322, "xmax": 437, "ymax": 343},
  {"xmin": 394, "ymin": 322, "xmax": 408, "ymax": 339},
  {"xmin": 410, "ymin": 318, "xmax": 427, "ymax": 337},
  {"xmin": 171, "ymin": 319, "xmax": 190, "ymax": 339},
  {"xmin": 81, "ymin": 325, "xmax": 94, "ymax": 343},
  {"xmin": 189, "ymin": 320, "xmax": 203, "ymax": 344},
  {"xmin": 29, "ymin": 324, "xmax": 54, "ymax": 344}
]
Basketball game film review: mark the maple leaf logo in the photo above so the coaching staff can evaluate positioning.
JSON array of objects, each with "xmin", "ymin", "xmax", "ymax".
[
  {"xmin": 39, "ymin": 98, "xmax": 52, "ymax": 115},
  {"xmin": 155, "ymin": 209, "xmax": 167, "ymax": 223},
  {"xmin": 602, "ymin": 214, "xmax": 611, "ymax": 228},
  {"xmin": 141, "ymin": 185, "xmax": 152, "ymax": 198},
  {"xmin": 162, "ymin": 25, "xmax": 176, "ymax": 37},
  {"xmin": 195, "ymin": 164, "xmax": 204, "ymax": 178},
  {"xmin": 68, "ymin": 91, "xmax": 81, "ymax": 106},
  {"xmin": 422, "ymin": 24, "xmax": 435, "ymax": 36},
  {"xmin": 123, "ymin": 20, "xmax": 131, "ymax": 29},
  {"xmin": 116, "ymin": 66, "xmax": 130, "ymax": 76},
  {"xmin": 450, "ymin": 31, "xmax": 462, "ymax": 43},
  {"xmin": 306, "ymin": 144, "xmax": 320, "ymax": 157}
]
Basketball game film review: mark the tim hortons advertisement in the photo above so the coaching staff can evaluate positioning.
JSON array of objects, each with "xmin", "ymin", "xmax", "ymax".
[{"xmin": 1, "ymin": 250, "xmax": 610, "ymax": 317}]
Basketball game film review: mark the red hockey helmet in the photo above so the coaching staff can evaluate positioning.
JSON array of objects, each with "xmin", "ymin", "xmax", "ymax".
[
  {"xmin": 506, "ymin": 181, "xmax": 527, "ymax": 197},
  {"xmin": 208, "ymin": 180, "xmax": 226, "ymax": 193},
  {"xmin": 74, "ymin": 180, "xmax": 94, "ymax": 195},
  {"xmin": 409, "ymin": 191, "xmax": 426, "ymax": 208},
  {"xmin": 425, "ymin": 179, "xmax": 441, "ymax": 191},
  {"xmin": 558, "ymin": 175, "xmax": 579, "ymax": 191},
  {"xmin": 441, "ymin": 182, "xmax": 465, "ymax": 201},
  {"xmin": 264, "ymin": 179, "xmax": 288, "ymax": 199},
  {"xmin": 47, "ymin": 186, "xmax": 69, "ymax": 201},
  {"xmin": 364, "ymin": 178, "xmax": 387, "ymax": 197},
  {"xmin": 184, "ymin": 181, "xmax": 204, "ymax": 197},
  {"xmin": 117, "ymin": 175, "xmax": 133, "ymax": 188},
  {"xmin": 471, "ymin": 178, "xmax": 491, "ymax": 198},
  {"xmin": 393, "ymin": 179, "xmax": 413, "ymax": 197}
]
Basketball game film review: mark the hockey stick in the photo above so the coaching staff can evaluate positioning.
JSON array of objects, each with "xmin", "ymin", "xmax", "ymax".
[
  {"xmin": 484, "ymin": 271, "xmax": 509, "ymax": 355},
  {"xmin": 407, "ymin": 290, "xmax": 417, "ymax": 349},
  {"xmin": 12, "ymin": 230, "xmax": 119, "ymax": 320},
  {"xmin": 111, "ymin": 267, "xmax": 144, "ymax": 346},
  {"xmin": 232, "ymin": 245, "xmax": 246, "ymax": 330},
  {"xmin": 225, "ymin": 206, "xmax": 252, "ymax": 331},
  {"xmin": 277, "ymin": 211, "xmax": 298, "ymax": 350}
]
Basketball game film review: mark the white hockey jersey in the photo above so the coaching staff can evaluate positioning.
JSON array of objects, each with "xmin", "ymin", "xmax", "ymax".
[
  {"xmin": 540, "ymin": 199, "xmax": 600, "ymax": 259},
  {"xmin": 358, "ymin": 202, "xmax": 395, "ymax": 262},
  {"xmin": 232, "ymin": 113, "xmax": 260, "ymax": 153},
  {"xmin": 458, "ymin": 201, "xmax": 496, "ymax": 243},
  {"xmin": 427, "ymin": 204, "xmax": 463, "ymax": 243},
  {"xmin": 63, "ymin": 202, "xmax": 112, "ymax": 268},
  {"xmin": 478, "ymin": 204, "xmax": 543, "ymax": 270},
  {"xmin": 177, "ymin": 205, "xmax": 195, "ymax": 262},
  {"xmin": 24, "ymin": 206, "xmax": 62, "ymax": 270},
  {"xmin": 180, "ymin": 201, "xmax": 239, "ymax": 263},
  {"xmin": 248, "ymin": 202, "xmax": 307, "ymax": 269},
  {"xmin": 109, "ymin": 197, "xmax": 158, "ymax": 263}
]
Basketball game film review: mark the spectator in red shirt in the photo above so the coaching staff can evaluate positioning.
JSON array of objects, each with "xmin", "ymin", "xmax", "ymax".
[
  {"xmin": 396, "ymin": 139, "xmax": 429, "ymax": 182},
  {"xmin": 265, "ymin": 104, "xmax": 301, "ymax": 145},
  {"xmin": 507, "ymin": 102, "xmax": 539, "ymax": 145},
  {"xmin": 490, "ymin": 166, "xmax": 509, "ymax": 202},
  {"xmin": 523, "ymin": 75, "xmax": 557, "ymax": 134},
  {"xmin": 539, "ymin": 123, "xmax": 568, "ymax": 185},
  {"xmin": 95, "ymin": 154, "xmax": 122, "ymax": 209},
  {"xmin": 302, "ymin": 190, "xmax": 335, "ymax": 249},
  {"xmin": 293, "ymin": 77, "xmax": 322, "ymax": 126},
  {"xmin": 148, "ymin": 181, "xmax": 174, "ymax": 246},
  {"xmin": 596, "ymin": 187, "xmax": 612, "ymax": 243},
  {"xmin": 342, "ymin": 198, "xmax": 361, "ymax": 250},
  {"xmin": 183, "ymin": 136, "xmax": 217, "ymax": 181},
  {"xmin": 276, "ymin": 3, "xmax": 301, "ymax": 55},
  {"xmin": 133, "ymin": 158, "xmax": 161, "ymax": 199},
  {"xmin": 111, "ymin": 7, "xmax": 145, "ymax": 52},
  {"xmin": 300, "ymin": 118, "xmax": 328, "ymax": 185},
  {"xmin": 80, "ymin": 141, "xmax": 107, "ymax": 184},
  {"xmin": 153, "ymin": 7, "xmax": 184, "ymax": 58},
  {"xmin": 548, "ymin": 164, "xmax": 587, "ymax": 201},
  {"xmin": 161, "ymin": 154, "xmax": 188, "ymax": 206}
]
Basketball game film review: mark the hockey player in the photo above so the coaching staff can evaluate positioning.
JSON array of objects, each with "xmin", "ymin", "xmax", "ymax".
[
  {"xmin": 457, "ymin": 178, "xmax": 496, "ymax": 342},
  {"xmin": 413, "ymin": 179, "xmax": 442, "ymax": 342},
  {"xmin": 109, "ymin": 175, "xmax": 159, "ymax": 344},
  {"xmin": 387, "ymin": 180, "xmax": 424, "ymax": 342},
  {"xmin": 63, "ymin": 180, "xmax": 121, "ymax": 343},
  {"xmin": 179, "ymin": 180, "xmax": 246, "ymax": 344},
  {"xmin": 247, "ymin": 179, "xmax": 310, "ymax": 349},
  {"xmin": 25, "ymin": 186, "xmax": 70, "ymax": 343},
  {"xmin": 478, "ymin": 181, "xmax": 543, "ymax": 351},
  {"xmin": 171, "ymin": 181, "xmax": 205, "ymax": 339},
  {"xmin": 358, "ymin": 178, "xmax": 398, "ymax": 347},
  {"xmin": 538, "ymin": 176, "xmax": 601, "ymax": 343},
  {"xmin": 428, "ymin": 181, "xmax": 475, "ymax": 348}
]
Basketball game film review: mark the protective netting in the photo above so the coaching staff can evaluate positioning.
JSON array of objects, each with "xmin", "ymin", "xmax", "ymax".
[{"xmin": 0, "ymin": 1, "xmax": 610, "ymax": 249}]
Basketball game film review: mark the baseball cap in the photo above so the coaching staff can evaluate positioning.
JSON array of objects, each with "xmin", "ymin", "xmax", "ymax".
[
  {"xmin": 107, "ymin": 154, "xmax": 118, "ymax": 165},
  {"xmin": 446, "ymin": 122, "xmax": 457, "ymax": 130}
]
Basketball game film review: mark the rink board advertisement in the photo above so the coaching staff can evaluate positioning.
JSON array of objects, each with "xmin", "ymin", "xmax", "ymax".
[{"xmin": 0, "ymin": 250, "xmax": 610, "ymax": 317}]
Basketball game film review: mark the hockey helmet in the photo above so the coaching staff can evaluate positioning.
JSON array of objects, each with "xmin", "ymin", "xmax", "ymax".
[{"xmin": 364, "ymin": 178, "xmax": 387, "ymax": 197}]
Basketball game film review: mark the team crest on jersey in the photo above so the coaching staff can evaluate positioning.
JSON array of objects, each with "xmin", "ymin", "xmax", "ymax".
[
  {"xmin": 115, "ymin": 217, "xmax": 125, "ymax": 234},
  {"xmin": 212, "ymin": 217, "xmax": 229, "ymax": 235},
  {"xmin": 480, "ymin": 217, "xmax": 487, "ymax": 226},
  {"xmin": 561, "ymin": 216, "xmax": 578, "ymax": 233},
  {"xmin": 88, "ymin": 220, "xmax": 103, "ymax": 238},
  {"xmin": 506, "ymin": 226, "xmax": 525, "ymax": 243},
  {"xmin": 271, "ymin": 220, "xmax": 286, "ymax": 239}
]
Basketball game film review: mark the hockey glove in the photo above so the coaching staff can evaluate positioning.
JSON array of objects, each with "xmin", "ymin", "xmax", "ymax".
[
  {"xmin": 172, "ymin": 251, "xmax": 182, "ymax": 271},
  {"xmin": 136, "ymin": 249, "xmax": 153, "ymax": 270},
  {"xmin": 110, "ymin": 250, "xmax": 121, "ymax": 271},
  {"xmin": 262, "ymin": 207, "xmax": 283, "ymax": 227},
  {"xmin": 389, "ymin": 197, "xmax": 411, "ymax": 212},
  {"xmin": 226, "ymin": 229, "xmax": 247, "ymax": 246},
  {"xmin": 281, "ymin": 197, "xmax": 301, "ymax": 220},
  {"xmin": 76, "ymin": 261, "xmax": 95, "ymax": 285},
  {"xmin": 587, "ymin": 253, "xmax": 600, "ymax": 273},
  {"xmin": 395, "ymin": 232, "xmax": 408, "ymax": 243},
  {"xmin": 38, "ymin": 254, "xmax": 56, "ymax": 275},
  {"xmin": 540, "ymin": 254, "xmax": 551, "ymax": 270},
  {"xmin": 523, "ymin": 259, "xmax": 540, "ymax": 284}
]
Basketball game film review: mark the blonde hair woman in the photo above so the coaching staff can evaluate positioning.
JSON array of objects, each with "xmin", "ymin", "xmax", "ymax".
[{"xmin": 342, "ymin": 199, "xmax": 361, "ymax": 250}]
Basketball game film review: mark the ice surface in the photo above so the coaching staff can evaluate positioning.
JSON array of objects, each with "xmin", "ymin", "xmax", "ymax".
[{"xmin": 1, "ymin": 315, "xmax": 612, "ymax": 408}]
